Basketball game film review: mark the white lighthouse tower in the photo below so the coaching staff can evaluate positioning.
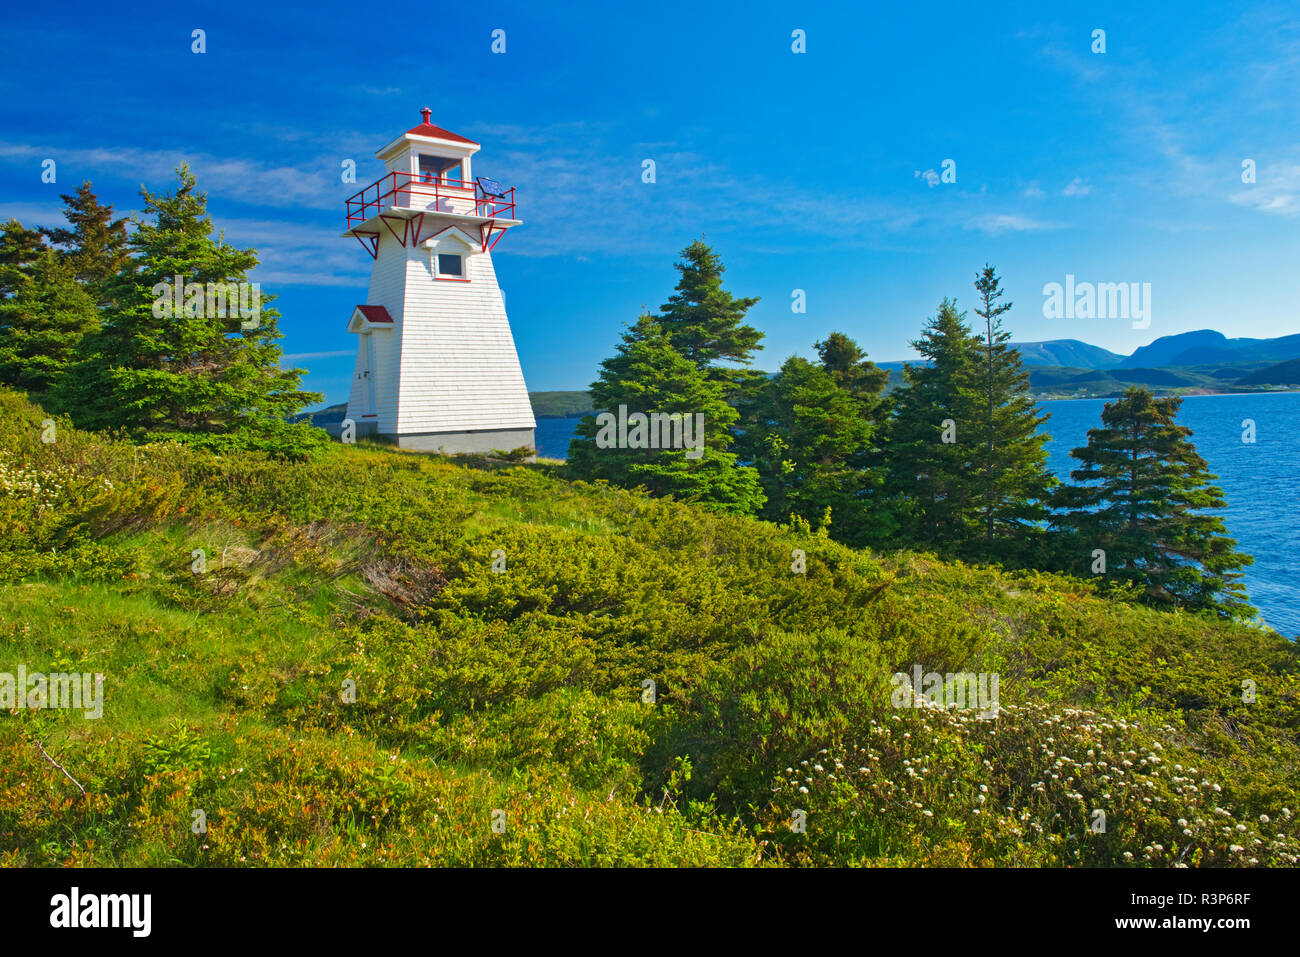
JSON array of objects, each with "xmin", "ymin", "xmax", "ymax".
[{"xmin": 341, "ymin": 109, "xmax": 535, "ymax": 454}]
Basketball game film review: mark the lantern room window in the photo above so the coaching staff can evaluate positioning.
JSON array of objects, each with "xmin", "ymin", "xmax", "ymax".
[{"xmin": 419, "ymin": 154, "xmax": 463, "ymax": 184}]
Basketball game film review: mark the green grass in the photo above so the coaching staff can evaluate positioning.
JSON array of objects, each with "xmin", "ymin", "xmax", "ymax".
[{"xmin": 1, "ymin": 388, "xmax": 1297, "ymax": 867}]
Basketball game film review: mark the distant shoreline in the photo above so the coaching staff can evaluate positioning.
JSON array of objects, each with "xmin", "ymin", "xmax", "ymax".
[{"xmin": 1031, "ymin": 387, "xmax": 1300, "ymax": 402}]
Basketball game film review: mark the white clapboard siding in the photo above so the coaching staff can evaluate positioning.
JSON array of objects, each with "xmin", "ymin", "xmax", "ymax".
[
  {"xmin": 345, "ymin": 233, "xmax": 407, "ymax": 433},
  {"xmin": 393, "ymin": 243, "xmax": 535, "ymax": 435}
]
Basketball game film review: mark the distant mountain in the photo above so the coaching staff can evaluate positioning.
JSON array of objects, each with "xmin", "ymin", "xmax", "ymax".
[
  {"xmin": 1009, "ymin": 339, "xmax": 1124, "ymax": 370},
  {"xmin": 885, "ymin": 331, "xmax": 1300, "ymax": 372},
  {"xmin": 870, "ymin": 329, "xmax": 1299, "ymax": 398},
  {"xmin": 1121, "ymin": 330, "xmax": 1300, "ymax": 368}
]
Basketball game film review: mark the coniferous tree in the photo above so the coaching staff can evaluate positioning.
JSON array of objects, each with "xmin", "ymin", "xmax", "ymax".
[
  {"xmin": 0, "ymin": 219, "xmax": 48, "ymax": 299},
  {"xmin": 815, "ymin": 331, "xmax": 890, "ymax": 404},
  {"xmin": 54, "ymin": 166, "xmax": 323, "ymax": 457},
  {"xmin": 656, "ymin": 239, "xmax": 763, "ymax": 397},
  {"xmin": 816, "ymin": 332, "xmax": 893, "ymax": 543},
  {"xmin": 968, "ymin": 265, "xmax": 1056, "ymax": 561},
  {"xmin": 880, "ymin": 298, "xmax": 984, "ymax": 549},
  {"xmin": 738, "ymin": 332, "xmax": 890, "ymax": 543},
  {"xmin": 44, "ymin": 182, "xmax": 130, "ymax": 306},
  {"xmin": 0, "ymin": 247, "xmax": 98, "ymax": 394},
  {"xmin": 1052, "ymin": 386, "xmax": 1254, "ymax": 618},
  {"xmin": 568, "ymin": 314, "xmax": 765, "ymax": 515},
  {"xmin": 737, "ymin": 355, "xmax": 873, "ymax": 536}
]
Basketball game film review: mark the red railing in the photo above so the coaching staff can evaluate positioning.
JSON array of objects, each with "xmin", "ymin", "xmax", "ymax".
[{"xmin": 345, "ymin": 172, "xmax": 516, "ymax": 229}]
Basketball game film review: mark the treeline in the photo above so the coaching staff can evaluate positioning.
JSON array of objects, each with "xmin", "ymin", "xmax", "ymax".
[
  {"xmin": 529, "ymin": 390, "xmax": 595, "ymax": 419},
  {"xmin": 0, "ymin": 167, "xmax": 323, "ymax": 457},
  {"xmin": 567, "ymin": 242, "xmax": 1254, "ymax": 619}
]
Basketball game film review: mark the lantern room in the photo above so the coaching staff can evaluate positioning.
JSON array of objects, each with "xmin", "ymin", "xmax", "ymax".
[
  {"xmin": 378, "ymin": 107, "xmax": 479, "ymax": 181},
  {"xmin": 344, "ymin": 108, "xmax": 518, "ymax": 255}
]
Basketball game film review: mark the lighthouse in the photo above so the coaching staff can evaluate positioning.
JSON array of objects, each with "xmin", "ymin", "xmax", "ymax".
[{"xmin": 341, "ymin": 109, "xmax": 535, "ymax": 454}]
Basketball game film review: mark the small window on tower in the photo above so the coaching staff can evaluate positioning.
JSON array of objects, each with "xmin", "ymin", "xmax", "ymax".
[{"xmin": 437, "ymin": 253, "xmax": 464, "ymax": 277}]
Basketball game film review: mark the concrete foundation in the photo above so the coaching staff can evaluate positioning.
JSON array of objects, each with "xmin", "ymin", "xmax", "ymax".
[{"xmin": 386, "ymin": 428, "xmax": 536, "ymax": 457}]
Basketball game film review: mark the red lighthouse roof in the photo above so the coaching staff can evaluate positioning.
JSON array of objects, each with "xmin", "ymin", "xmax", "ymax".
[{"xmin": 405, "ymin": 108, "xmax": 478, "ymax": 146}]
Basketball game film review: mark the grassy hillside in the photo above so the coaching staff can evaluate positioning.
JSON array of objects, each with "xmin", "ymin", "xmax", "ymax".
[
  {"xmin": 1237, "ymin": 358, "xmax": 1300, "ymax": 387},
  {"xmin": 1, "ymin": 387, "xmax": 1297, "ymax": 867}
]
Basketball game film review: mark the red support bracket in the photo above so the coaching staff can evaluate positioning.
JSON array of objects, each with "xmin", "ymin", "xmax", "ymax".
[
  {"xmin": 480, "ymin": 221, "xmax": 508, "ymax": 252},
  {"xmin": 379, "ymin": 214, "xmax": 408, "ymax": 247},
  {"xmin": 351, "ymin": 230, "xmax": 380, "ymax": 259}
]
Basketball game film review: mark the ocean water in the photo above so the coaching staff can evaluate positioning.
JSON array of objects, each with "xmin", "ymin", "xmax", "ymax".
[
  {"xmin": 535, "ymin": 393, "xmax": 1300, "ymax": 635},
  {"xmin": 1041, "ymin": 393, "xmax": 1300, "ymax": 637}
]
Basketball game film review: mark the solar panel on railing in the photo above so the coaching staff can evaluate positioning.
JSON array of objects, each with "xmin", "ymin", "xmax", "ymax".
[{"xmin": 476, "ymin": 177, "xmax": 509, "ymax": 198}]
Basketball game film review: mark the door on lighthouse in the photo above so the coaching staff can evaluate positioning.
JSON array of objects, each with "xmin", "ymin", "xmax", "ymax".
[{"xmin": 358, "ymin": 331, "xmax": 375, "ymax": 416}]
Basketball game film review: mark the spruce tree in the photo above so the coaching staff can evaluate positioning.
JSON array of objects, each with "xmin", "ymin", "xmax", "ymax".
[
  {"xmin": 968, "ymin": 265, "xmax": 1055, "ymax": 561},
  {"xmin": 880, "ymin": 298, "xmax": 984, "ymax": 549},
  {"xmin": 814, "ymin": 331, "xmax": 889, "ymax": 405},
  {"xmin": 656, "ymin": 240, "xmax": 763, "ymax": 396},
  {"xmin": 0, "ymin": 247, "xmax": 98, "ymax": 394},
  {"xmin": 736, "ymin": 353, "xmax": 876, "ymax": 542},
  {"xmin": 738, "ymin": 332, "xmax": 890, "ymax": 543},
  {"xmin": 44, "ymin": 182, "xmax": 130, "ymax": 306},
  {"xmin": 567, "ymin": 314, "xmax": 765, "ymax": 515},
  {"xmin": 1052, "ymin": 386, "xmax": 1254, "ymax": 618},
  {"xmin": 54, "ymin": 166, "xmax": 324, "ymax": 457},
  {"xmin": 0, "ymin": 219, "xmax": 48, "ymax": 299}
]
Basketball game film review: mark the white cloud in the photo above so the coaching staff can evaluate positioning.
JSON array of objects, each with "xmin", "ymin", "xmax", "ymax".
[
  {"xmin": 0, "ymin": 117, "xmax": 1071, "ymax": 267},
  {"xmin": 1062, "ymin": 177, "xmax": 1092, "ymax": 197},
  {"xmin": 220, "ymin": 217, "xmax": 368, "ymax": 286},
  {"xmin": 0, "ymin": 202, "xmax": 69, "ymax": 226},
  {"xmin": 1230, "ymin": 162, "xmax": 1300, "ymax": 217},
  {"xmin": 967, "ymin": 213, "xmax": 1063, "ymax": 234},
  {"xmin": 282, "ymin": 350, "xmax": 355, "ymax": 361},
  {"xmin": 0, "ymin": 141, "xmax": 346, "ymax": 211}
]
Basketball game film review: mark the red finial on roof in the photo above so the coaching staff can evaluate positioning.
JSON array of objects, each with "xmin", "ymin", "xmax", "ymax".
[{"xmin": 401, "ymin": 111, "xmax": 479, "ymax": 145}]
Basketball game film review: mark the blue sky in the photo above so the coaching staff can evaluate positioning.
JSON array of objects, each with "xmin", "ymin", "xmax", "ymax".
[{"xmin": 2, "ymin": 0, "xmax": 1298, "ymax": 407}]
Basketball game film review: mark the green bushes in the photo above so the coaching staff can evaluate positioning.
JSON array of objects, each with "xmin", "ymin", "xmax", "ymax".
[{"xmin": 0, "ymin": 387, "xmax": 1296, "ymax": 867}]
